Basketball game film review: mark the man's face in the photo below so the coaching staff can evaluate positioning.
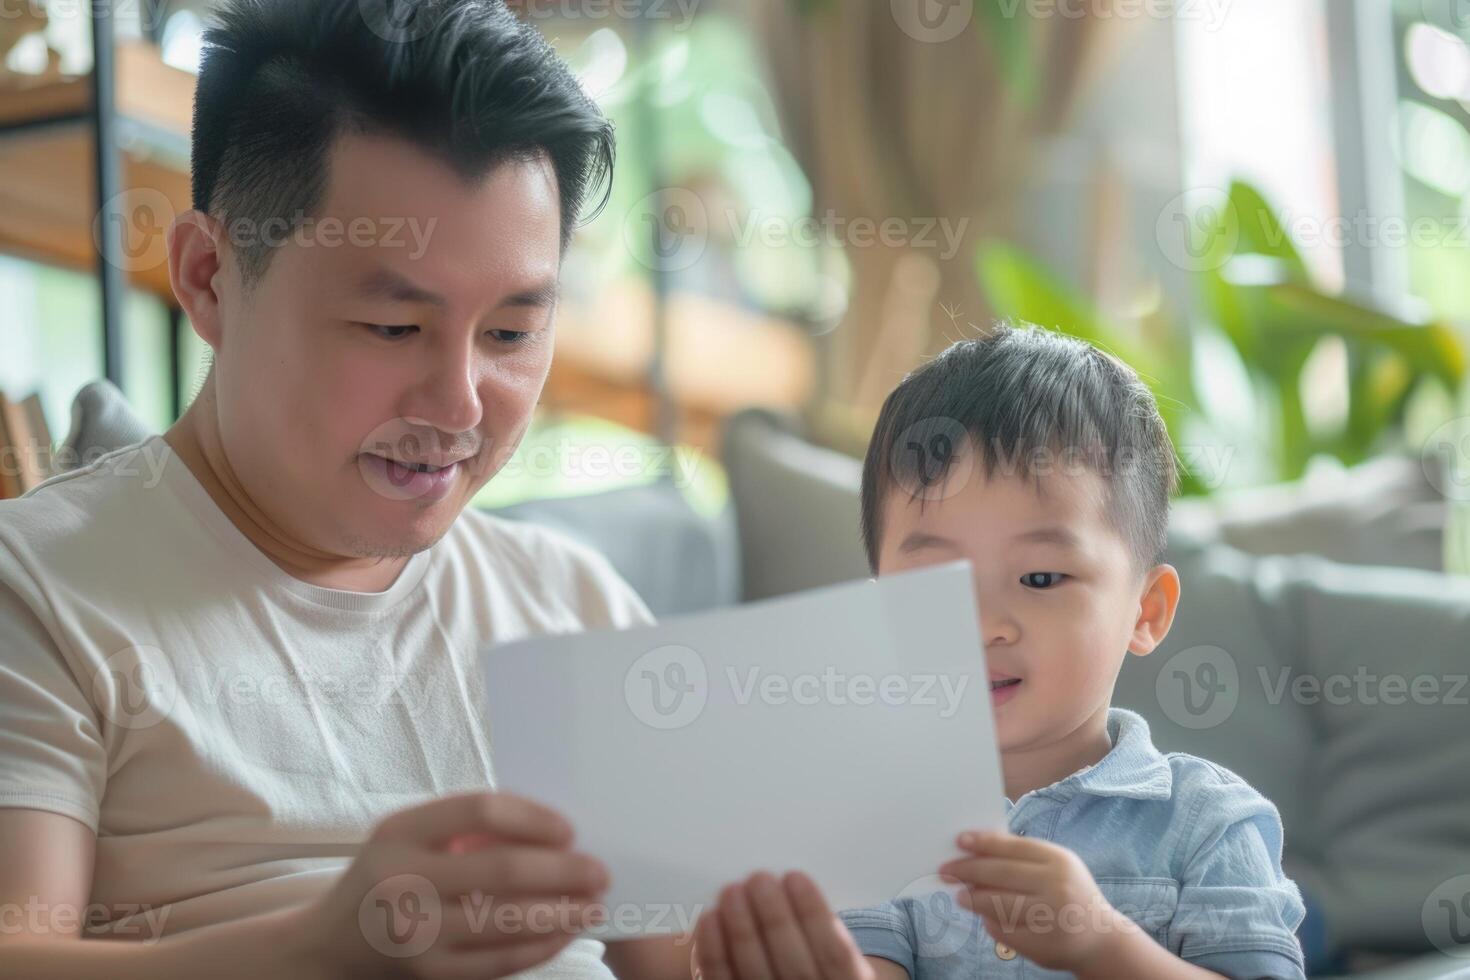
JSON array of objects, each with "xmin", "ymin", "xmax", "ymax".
[
  {"xmin": 876, "ymin": 453, "xmax": 1149, "ymax": 755},
  {"xmin": 210, "ymin": 132, "xmax": 561, "ymax": 558}
]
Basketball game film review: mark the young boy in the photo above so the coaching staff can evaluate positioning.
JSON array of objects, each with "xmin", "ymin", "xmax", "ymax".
[{"xmin": 691, "ymin": 323, "xmax": 1307, "ymax": 979}]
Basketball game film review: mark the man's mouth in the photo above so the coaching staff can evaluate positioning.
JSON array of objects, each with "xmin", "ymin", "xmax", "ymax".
[{"xmin": 989, "ymin": 678, "xmax": 1022, "ymax": 691}]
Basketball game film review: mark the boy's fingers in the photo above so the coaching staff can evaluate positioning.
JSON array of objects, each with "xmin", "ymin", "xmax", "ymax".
[
  {"xmin": 957, "ymin": 886, "xmax": 1025, "ymax": 924},
  {"xmin": 747, "ymin": 872, "xmax": 822, "ymax": 978},
  {"xmin": 719, "ymin": 883, "xmax": 776, "ymax": 980},
  {"xmin": 955, "ymin": 830, "xmax": 1043, "ymax": 858},
  {"xmin": 695, "ymin": 911, "xmax": 735, "ymax": 980},
  {"xmin": 937, "ymin": 856, "xmax": 1044, "ymax": 893},
  {"xmin": 785, "ymin": 872, "xmax": 867, "ymax": 977}
]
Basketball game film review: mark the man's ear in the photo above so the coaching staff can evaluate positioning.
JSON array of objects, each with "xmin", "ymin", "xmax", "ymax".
[
  {"xmin": 166, "ymin": 209, "xmax": 231, "ymax": 349},
  {"xmin": 1127, "ymin": 563, "xmax": 1180, "ymax": 657}
]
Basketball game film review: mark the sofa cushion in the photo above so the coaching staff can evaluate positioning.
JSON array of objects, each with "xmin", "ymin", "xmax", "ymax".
[{"xmin": 1116, "ymin": 538, "xmax": 1470, "ymax": 963}]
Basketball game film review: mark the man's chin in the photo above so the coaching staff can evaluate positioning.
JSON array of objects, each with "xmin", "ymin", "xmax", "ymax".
[{"xmin": 339, "ymin": 516, "xmax": 454, "ymax": 560}]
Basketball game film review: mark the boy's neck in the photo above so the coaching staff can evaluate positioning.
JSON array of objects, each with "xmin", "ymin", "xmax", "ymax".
[{"xmin": 1002, "ymin": 704, "xmax": 1115, "ymax": 803}]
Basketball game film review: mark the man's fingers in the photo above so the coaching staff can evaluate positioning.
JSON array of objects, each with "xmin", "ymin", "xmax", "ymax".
[
  {"xmin": 377, "ymin": 791, "xmax": 575, "ymax": 848},
  {"xmin": 784, "ymin": 872, "xmax": 867, "ymax": 977},
  {"xmin": 719, "ymin": 883, "xmax": 776, "ymax": 980},
  {"xmin": 747, "ymin": 872, "xmax": 822, "ymax": 978},
  {"xmin": 435, "ymin": 893, "xmax": 605, "ymax": 947},
  {"xmin": 422, "ymin": 845, "xmax": 608, "ymax": 898}
]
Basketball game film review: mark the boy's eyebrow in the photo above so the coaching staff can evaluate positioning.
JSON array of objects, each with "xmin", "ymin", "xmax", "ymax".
[
  {"xmin": 896, "ymin": 531, "xmax": 956, "ymax": 554},
  {"xmin": 1013, "ymin": 525, "xmax": 1082, "ymax": 549}
]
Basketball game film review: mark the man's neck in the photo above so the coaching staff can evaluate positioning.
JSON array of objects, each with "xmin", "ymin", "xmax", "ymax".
[
  {"xmin": 1002, "ymin": 703, "xmax": 1114, "ymax": 803},
  {"xmin": 163, "ymin": 384, "xmax": 411, "ymax": 594}
]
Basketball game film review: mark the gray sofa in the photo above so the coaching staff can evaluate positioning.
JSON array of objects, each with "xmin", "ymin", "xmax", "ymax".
[{"xmin": 56, "ymin": 384, "xmax": 1470, "ymax": 978}]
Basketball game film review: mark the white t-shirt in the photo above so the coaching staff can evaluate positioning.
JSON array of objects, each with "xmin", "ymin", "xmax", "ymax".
[{"xmin": 0, "ymin": 435, "xmax": 654, "ymax": 976}]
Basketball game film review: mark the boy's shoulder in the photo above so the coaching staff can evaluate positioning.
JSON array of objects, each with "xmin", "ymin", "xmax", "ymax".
[{"xmin": 1153, "ymin": 748, "xmax": 1288, "ymax": 869}]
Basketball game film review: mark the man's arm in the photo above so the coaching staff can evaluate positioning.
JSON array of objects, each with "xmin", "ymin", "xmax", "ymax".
[{"xmin": 0, "ymin": 808, "xmax": 320, "ymax": 980}]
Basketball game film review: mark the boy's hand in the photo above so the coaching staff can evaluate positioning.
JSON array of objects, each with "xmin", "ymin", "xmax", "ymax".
[
  {"xmin": 939, "ymin": 830, "xmax": 1139, "ymax": 972},
  {"xmin": 692, "ymin": 871, "xmax": 877, "ymax": 980}
]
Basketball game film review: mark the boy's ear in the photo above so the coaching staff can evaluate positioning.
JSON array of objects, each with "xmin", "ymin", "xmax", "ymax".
[{"xmin": 1127, "ymin": 563, "xmax": 1181, "ymax": 657}]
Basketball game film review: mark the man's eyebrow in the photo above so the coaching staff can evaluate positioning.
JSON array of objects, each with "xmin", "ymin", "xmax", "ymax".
[
  {"xmin": 356, "ymin": 267, "xmax": 447, "ymax": 307},
  {"xmin": 354, "ymin": 268, "xmax": 560, "ymax": 310},
  {"xmin": 1012, "ymin": 525, "xmax": 1082, "ymax": 548},
  {"xmin": 499, "ymin": 280, "xmax": 561, "ymax": 309}
]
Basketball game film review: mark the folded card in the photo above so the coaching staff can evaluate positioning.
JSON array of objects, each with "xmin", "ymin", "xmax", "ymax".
[{"xmin": 480, "ymin": 560, "xmax": 1006, "ymax": 937}]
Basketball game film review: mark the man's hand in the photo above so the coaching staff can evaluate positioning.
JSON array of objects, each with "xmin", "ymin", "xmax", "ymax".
[
  {"xmin": 939, "ymin": 830, "xmax": 1138, "ymax": 973},
  {"xmin": 297, "ymin": 790, "xmax": 609, "ymax": 980},
  {"xmin": 692, "ymin": 871, "xmax": 878, "ymax": 980}
]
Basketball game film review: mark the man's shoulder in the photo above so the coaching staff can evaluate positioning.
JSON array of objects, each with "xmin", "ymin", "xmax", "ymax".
[
  {"xmin": 0, "ymin": 439, "xmax": 165, "ymax": 569},
  {"xmin": 445, "ymin": 506, "xmax": 654, "ymax": 629}
]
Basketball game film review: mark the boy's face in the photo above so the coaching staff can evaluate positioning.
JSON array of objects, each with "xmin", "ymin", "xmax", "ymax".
[{"xmin": 875, "ymin": 454, "xmax": 1178, "ymax": 757}]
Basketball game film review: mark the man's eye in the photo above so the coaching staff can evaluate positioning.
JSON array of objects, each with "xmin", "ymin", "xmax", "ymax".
[
  {"xmin": 489, "ymin": 330, "xmax": 531, "ymax": 344},
  {"xmin": 363, "ymin": 323, "xmax": 418, "ymax": 340},
  {"xmin": 1021, "ymin": 572, "xmax": 1066, "ymax": 589}
]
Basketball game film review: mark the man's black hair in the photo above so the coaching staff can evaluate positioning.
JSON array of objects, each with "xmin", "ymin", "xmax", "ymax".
[
  {"xmin": 192, "ymin": 0, "xmax": 615, "ymax": 286},
  {"xmin": 860, "ymin": 321, "xmax": 1180, "ymax": 576}
]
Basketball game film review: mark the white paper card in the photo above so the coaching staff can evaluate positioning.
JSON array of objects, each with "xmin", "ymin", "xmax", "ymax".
[{"xmin": 480, "ymin": 560, "xmax": 1006, "ymax": 936}]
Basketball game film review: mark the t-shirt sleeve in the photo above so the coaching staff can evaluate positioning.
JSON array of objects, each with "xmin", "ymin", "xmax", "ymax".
[
  {"xmin": 0, "ymin": 575, "xmax": 107, "ymax": 832},
  {"xmin": 1172, "ymin": 768, "xmax": 1307, "ymax": 979},
  {"xmin": 838, "ymin": 900, "xmax": 916, "ymax": 975},
  {"xmin": 558, "ymin": 535, "xmax": 657, "ymax": 631}
]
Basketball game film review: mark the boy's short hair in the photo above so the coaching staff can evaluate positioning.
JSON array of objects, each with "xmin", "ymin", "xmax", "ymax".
[
  {"xmin": 860, "ymin": 321, "xmax": 1179, "ymax": 576},
  {"xmin": 192, "ymin": 0, "xmax": 615, "ymax": 289}
]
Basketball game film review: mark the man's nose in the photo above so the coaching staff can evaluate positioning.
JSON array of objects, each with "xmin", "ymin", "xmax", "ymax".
[{"xmin": 412, "ymin": 344, "xmax": 483, "ymax": 434}]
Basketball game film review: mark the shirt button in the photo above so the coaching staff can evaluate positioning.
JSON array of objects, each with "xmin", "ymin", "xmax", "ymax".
[{"xmin": 994, "ymin": 939, "xmax": 1018, "ymax": 960}]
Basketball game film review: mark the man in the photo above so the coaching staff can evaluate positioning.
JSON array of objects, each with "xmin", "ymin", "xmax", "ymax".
[{"xmin": 0, "ymin": 1, "xmax": 692, "ymax": 976}]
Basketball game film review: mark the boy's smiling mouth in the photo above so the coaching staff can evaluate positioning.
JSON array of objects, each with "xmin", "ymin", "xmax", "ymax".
[{"xmin": 989, "ymin": 672, "xmax": 1023, "ymax": 703}]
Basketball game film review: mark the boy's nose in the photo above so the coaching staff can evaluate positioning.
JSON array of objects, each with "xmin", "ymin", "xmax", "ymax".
[{"xmin": 980, "ymin": 613, "xmax": 1018, "ymax": 647}]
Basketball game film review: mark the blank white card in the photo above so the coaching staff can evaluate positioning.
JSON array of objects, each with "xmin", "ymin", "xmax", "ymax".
[{"xmin": 480, "ymin": 560, "xmax": 1006, "ymax": 937}]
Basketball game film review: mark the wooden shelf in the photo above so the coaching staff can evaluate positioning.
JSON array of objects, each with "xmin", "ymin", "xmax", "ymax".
[{"xmin": 0, "ymin": 42, "xmax": 194, "ymax": 302}]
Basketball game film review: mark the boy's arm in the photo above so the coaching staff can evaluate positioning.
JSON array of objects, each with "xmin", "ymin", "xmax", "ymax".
[{"xmin": 1074, "ymin": 914, "xmax": 1226, "ymax": 980}]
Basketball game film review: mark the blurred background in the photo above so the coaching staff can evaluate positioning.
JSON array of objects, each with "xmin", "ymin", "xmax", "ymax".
[
  {"xmin": 2, "ymin": 2, "xmax": 1470, "ymax": 977},
  {"xmin": 5, "ymin": 1, "xmax": 1470, "ymax": 508}
]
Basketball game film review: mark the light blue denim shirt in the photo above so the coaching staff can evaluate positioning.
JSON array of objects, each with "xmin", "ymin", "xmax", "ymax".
[{"xmin": 838, "ymin": 706, "xmax": 1306, "ymax": 979}]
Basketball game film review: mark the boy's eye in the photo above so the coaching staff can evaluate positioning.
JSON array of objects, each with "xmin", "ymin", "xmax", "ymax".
[
  {"xmin": 1021, "ymin": 572, "xmax": 1066, "ymax": 589},
  {"xmin": 488, "ymin": 329, "xmax": 531, "ymax": 344},
  {"xmin": 363, "ymin": 323, "xmax": 418, "ymax": 340}
]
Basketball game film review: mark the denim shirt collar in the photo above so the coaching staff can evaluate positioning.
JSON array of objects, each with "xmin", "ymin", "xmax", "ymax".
[{"xmin": 1008, "ymin": 706, "xmax": 1174, "ymax": 809}]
